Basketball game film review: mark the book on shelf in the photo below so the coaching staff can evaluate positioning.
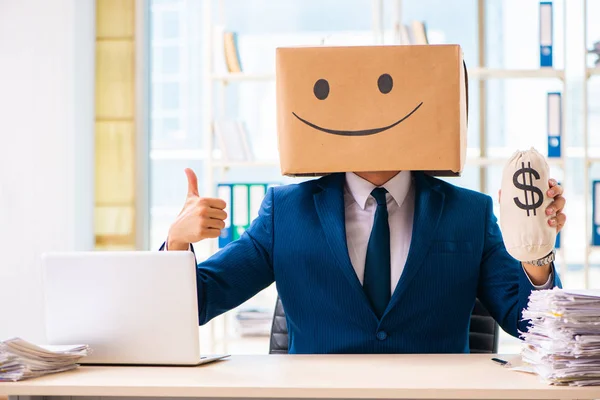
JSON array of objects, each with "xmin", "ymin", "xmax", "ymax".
[
  {"xmin": 399, "ymin": 25, "xmax": 411, "ymax": 45},
  {"xmin": 547, "ymin": 92, "xmax": 561, "ymax": 158},
  {"xmin": 411, "ymin": 21, "xmax": 428, "ymax": 45},
  {"xmin": 213, "ymin": 119, "xmax": 254, "ymax": 162},
  {"xmin": 223, "ymin": 31, "xmax": 242, "ymax": 73},
  {"xmin": 400, "ymin": 21, "xmax": 429, "ymax": 45},
  {"xmin": 539, "ymin": 1, "xmax": 553, "ymax": 67},
  {"xmin": 217, "ymin": 183, "xmax": 281, "ymax": 249},
  {"xmin": 212, "ymin": 25, "xmax": 227, "ymax": 74}
]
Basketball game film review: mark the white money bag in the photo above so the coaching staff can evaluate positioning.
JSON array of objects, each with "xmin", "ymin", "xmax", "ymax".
[{"xmin": 500, "ymin": 148, "xmax": 556, "ymax": 262}]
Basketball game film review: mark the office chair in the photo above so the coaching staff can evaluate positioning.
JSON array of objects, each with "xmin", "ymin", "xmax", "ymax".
[{"xmin": 268, "ymin": 296, "xmax": 499, "ymax": 354}]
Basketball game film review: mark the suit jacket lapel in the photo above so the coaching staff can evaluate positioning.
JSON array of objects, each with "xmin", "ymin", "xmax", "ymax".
[
  {"xmin": 384, "ymin": 172, "xmax": 445, "ymax": 315},
  {"xmin": 313, "ymin": 174, "xmax": 378, "ymax": 321}
]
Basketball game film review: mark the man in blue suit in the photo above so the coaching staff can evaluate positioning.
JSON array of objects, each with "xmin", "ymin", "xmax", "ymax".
[
  {"xmin": 163, "ymin": 45, "xmax": 567, "ymax": 354},
  {"xmin": 164, "ymin": 167, "xmax": 565, "ymax": 354}
]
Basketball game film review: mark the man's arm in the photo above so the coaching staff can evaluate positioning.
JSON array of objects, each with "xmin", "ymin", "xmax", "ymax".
[
  {"xmin": 160, "ymin": 168, "xmax": 275, "ymax": 325},
  {"xmin": 477, "ymin": 196, "xmax": 562, "ymax": 338},
  {"xmin": 521, "ymin": 179, "xmax": 566, "ymax": 286},
  {"xmin": 522, "ymin": 262, "xmax": 553, "ymax": 287},
  {"xmin": 194, "ymin": 188, "xmax": 275, "ymax": 324}
]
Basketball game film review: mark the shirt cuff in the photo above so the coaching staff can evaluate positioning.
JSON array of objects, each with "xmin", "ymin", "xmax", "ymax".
[
  {"xmin": 163, "ymin": 238, "xmax": 191, "ymax": 251},
  {"xmin": 523, "ymin": 265, "xmax": 554, "ymax": 289}
]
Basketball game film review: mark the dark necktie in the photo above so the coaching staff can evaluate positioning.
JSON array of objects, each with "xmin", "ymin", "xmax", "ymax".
[{"xmin": 363, "ymin": 187, "xmax": 391, "ymax": 319}]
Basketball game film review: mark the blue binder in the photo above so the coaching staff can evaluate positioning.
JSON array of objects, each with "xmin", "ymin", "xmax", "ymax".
[
  {"xmin": 547, "ymin": 92, "xmax": 561, "ymax": 158},
  {"xmin": 593, "ymin": 180, "xmax": 600, "ymax": 246},
  {"xmin": 216, "ymin": 182, "xmax": 280, "ymax": 249},
  {"xmin": 539, "ymin": 2, "xmax": 553, "ymax": 67}
]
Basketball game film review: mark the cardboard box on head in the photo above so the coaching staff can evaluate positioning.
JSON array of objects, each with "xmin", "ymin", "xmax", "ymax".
[{"xmin": 276, "ymin": 44, "xmax": 467, "ymax": 177}]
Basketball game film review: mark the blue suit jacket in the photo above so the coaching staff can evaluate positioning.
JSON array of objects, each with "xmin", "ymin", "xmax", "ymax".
[{"xmin": 184, "ymin": 172, "xmax": 561, "ymax": 354}]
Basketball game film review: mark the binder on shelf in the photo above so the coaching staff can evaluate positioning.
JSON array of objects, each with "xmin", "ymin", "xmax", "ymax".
[
  {"xmin": 594, "ymin": 180, "xmax": 600, "ymax": 246},
  {"xmin": 216, "ymin": 183, "xmax": 280, "ymax": 248},
  {"xmin": 232, "ymin": 184, "xmax": 249, "ymax": 240},
  {"xmin": 539, "ymin": 2, "xmax": 553, "ymax": 67},
  {"xmin": 217, "ymin": 184, "xmax": 233, "ymax": 248},
  {"xmin": 547, "ymin": 92, "xmax": 561, "ymax": 158},
  {"xmin": 249, "ymin": 184, "xmax": 267, "ymax": 222}
]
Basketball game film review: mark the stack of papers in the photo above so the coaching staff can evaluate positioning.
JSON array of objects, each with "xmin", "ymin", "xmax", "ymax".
[
  {"xmin": 520, "ymin": 288, "xmax": 600, "ymax": 386},
  {"xmin": 235, "ymin": 307, "xmax": 273, "ymax": 337},
  {"xmin": 0, "ymin": 337, "xmax": 90, "ymax": 382}
]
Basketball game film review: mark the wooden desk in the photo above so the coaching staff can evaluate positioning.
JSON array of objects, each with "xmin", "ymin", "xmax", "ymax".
[{"xmin": 1, "ymin": 354, "xmax": 599, "ymax": 399}]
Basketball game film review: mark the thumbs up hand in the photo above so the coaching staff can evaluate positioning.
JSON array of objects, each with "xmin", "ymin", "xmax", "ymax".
[{"xmin": 167, "ymin": 168, "xmax": 227, "ymax": 250}]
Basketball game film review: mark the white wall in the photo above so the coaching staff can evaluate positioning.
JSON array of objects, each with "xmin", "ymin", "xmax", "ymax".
[{"xmin": 0, "ymin": 0, "xmax": 95, "ymax": 342}]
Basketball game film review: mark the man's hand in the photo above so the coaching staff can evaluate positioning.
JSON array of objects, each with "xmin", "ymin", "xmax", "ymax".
[
  {"xmin": 167, "ymin": 168, "xmax": 227, "ymax": 251},
  {"xmin": 500, "ymin": 179, "xmax": 566, "ymax": 285},
  {"xmin": 545, "ymin": 179, "xmax": 566, "ymax": 233},
  {"xmin": 498, "ymin": 179, "xmax": 566, "ymax": 233}
]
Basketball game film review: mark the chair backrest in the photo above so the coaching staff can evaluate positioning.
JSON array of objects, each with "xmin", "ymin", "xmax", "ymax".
[
  {"xmin": 269, "ymin": 297, "xmax": 289, "ymax": 354},
  {"xmin": 469, "ymin": 297, "xmax": 499, "ymax": 353},
  {"xmin": 268, "ymin": 296, "xmax": 498, "ymax": 354}
]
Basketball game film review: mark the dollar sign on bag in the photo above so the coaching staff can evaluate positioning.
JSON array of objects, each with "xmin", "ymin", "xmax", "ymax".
[{"xmin": 513, "ymin": 161, "xmax": 544, "ymax": 217}]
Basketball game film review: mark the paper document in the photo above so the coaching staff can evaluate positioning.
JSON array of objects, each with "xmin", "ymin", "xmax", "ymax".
[
  {"xmin": 517, "ymin": 288, "xmax": 600, "ymax": 386},
  {"xmin": 0, "ymin": 337, "xmax": 90, "ymax": 382}
]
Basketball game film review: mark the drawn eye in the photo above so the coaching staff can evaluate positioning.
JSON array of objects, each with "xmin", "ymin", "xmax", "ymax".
[
  {"xmin": 313, "ymin": 79, "xmax": 329, "ymax": 100},
  {"xmin": 378, "ymin": 74, "xmax": 393, "ymax": 94}
]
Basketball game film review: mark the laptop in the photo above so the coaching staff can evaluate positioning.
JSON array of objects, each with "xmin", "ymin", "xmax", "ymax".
[{"xmin": 41, "ymin": 251, "xmax": 229, "ymax": 366}]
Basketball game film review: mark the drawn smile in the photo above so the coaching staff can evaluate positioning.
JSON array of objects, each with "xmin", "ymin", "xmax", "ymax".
[{"xmin": 292, "ymin": 102, "xmax": 423, "ymax": 137}]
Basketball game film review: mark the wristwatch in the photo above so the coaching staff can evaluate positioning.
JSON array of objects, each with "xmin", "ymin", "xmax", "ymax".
[{"xmin": 525, "ymin": 249, "xmax": 556, "ymax": 266}]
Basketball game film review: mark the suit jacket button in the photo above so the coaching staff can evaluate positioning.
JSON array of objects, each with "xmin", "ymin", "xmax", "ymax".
[{"xmin": 376, "ymin": 331, "xmax": 388, "ymax": 341}]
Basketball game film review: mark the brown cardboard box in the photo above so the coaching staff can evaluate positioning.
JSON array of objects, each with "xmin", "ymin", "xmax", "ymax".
[{"xmin": 276, "ymin": 44, "xmax": 467, "ymax": 176}]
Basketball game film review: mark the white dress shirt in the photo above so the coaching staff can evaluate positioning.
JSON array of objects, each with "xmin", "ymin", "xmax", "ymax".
[
  {"xmin": 343, "ymin": 172, "xmax": 553, "ymax": 295},
  {"xmin": 344, "ymin": 171, "xmax": 414, "ymax": 294}
]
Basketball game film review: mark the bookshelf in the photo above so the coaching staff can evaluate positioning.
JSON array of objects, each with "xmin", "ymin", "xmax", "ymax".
[{"xmin": 195, "ymin": 0, "xmax": 581, "ymax": 353}]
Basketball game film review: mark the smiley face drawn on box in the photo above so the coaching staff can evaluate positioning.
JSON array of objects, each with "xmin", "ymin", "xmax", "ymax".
[
  {"xmin": 293, "ymin": 74, "xmax": 423, "ymax": 137},
  {"xmin": 276, "ymin": 45, "xmax": 467, "ymax": 176}
]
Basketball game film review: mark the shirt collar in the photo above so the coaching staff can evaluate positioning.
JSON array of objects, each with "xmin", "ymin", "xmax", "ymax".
[{"xmin": 344, "ymin": 171, "xmax": 412, "ymax": 210}]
